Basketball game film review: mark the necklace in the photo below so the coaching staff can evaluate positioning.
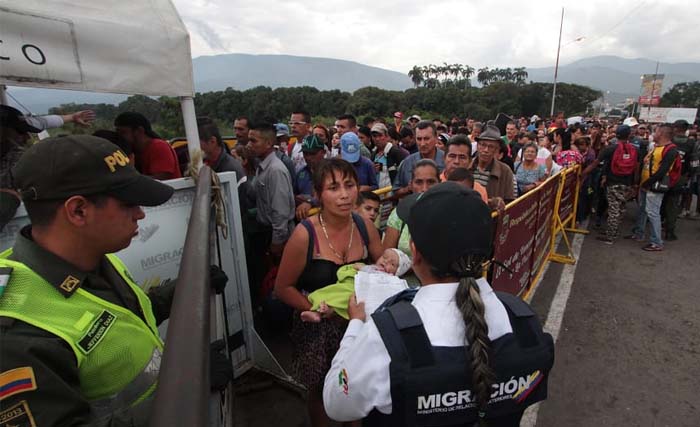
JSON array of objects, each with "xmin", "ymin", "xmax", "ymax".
[{"xmin": 319, "ymin": 212, "xmax": 354, "ymax": 263}]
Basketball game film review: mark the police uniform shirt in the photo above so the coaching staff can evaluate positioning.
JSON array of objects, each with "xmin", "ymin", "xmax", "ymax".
[
  {"xmin": 322, "ymin": 278, "xmax": 513, "ymax": 422},
  {"xmin": 0, "ymin": 226, "xmax": 174, "ymax": 425}
]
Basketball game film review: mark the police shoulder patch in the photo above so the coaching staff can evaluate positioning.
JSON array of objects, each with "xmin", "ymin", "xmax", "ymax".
[
  {"xmin": 77, "ymin": 310, "xmax": 117, "ymax": 354},
  {"xmin": 0, "ymin": 400, "xmax": 36, "ymax": 427}
]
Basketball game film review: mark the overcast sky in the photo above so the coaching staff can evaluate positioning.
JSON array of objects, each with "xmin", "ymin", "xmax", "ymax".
[{"xmin": 175, "ymin": 0, "xmax": 696, "ymax": 73}]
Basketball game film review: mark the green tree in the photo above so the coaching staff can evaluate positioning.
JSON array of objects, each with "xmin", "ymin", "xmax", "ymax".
[
  {"xmin": 460, "ymin": 65, "xmax": 475, "ymax": 82},
  {"xmin": 408, "ymin": 66, "xmax": 424, "ymax": 88},
  {"xmin": 347, "ymin": 87, "xmax": 402, "ymax": 117},
  {"xmin": 155, "ymin": 96, "xmax": 183, "ymax": 139},
  {"xmin": 45, "ymin": 76, "xmax": 603, "ymax": 136},
  {"xmin": 513, "ymin": 67, "xmax": 528, "ymax": 85},
  {"xmin": 117, "ymin": 95, "xmax": 162, "ymax": 122},
  {"xmin": 477, "ymin": 67, "xmax": 492, "ymax": 86},
  {"xmin": 660, "ymin": 81, "xmax": 700, "ymax": 109}
]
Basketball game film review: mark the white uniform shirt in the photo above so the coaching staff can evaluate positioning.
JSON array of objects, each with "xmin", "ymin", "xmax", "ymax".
[
  {"xmin": 323, "ymin": 279, "xmax": 513, "ymax": 422},
  {"xmin": 290, "ymin": 141, "xmax": 306, "ymax": 173},
  {"xmin": 25, "ymin": 114, "xmax": 64, "ymax": 130}
]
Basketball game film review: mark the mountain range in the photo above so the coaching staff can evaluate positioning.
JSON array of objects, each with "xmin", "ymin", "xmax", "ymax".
[{"xmin": 6, "ymin": 54, "xmax": 700, "ymax": 113}]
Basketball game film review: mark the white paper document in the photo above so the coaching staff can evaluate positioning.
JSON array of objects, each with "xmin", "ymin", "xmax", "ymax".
[{"xmin": 354, "ymin": 271, "xmax": 409, "ymax": 315}]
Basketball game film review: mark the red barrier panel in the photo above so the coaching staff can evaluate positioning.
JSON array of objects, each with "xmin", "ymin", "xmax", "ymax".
[
  {"xmin": 491, "ymin": 195, "xmax": 539, "ymax": 295},
  {"xmin": 557, "ymin": 169, "xmax": 578, "ymax": 229},
  {"xmin": 530, "ymin": 177, "xmax": 558, "ymax": 284}
]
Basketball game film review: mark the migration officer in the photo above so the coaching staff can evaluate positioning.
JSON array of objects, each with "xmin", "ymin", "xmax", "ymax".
[
  {"xmin": 323, "ymin": 182, "xmax": 554, "ymax": 426},
  {"xmin": 0, "ymin": 135, "xmax": 228, "ymax": 426}
]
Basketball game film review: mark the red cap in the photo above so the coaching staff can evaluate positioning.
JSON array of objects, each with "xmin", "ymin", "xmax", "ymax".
[{"xmin": 394, "ymin": 112, "xmax": 403, "ymax": 119}]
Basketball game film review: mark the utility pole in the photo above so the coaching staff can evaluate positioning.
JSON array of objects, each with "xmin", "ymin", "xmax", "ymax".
[
  {"xmin": 550, "ymin": 7, "xmax": 564, "ymax": 118},
  {"xmin": 635, "ymin": 75, "xmax": 643, "ymax": 117},
  {"xmin": 647, "ymin": 61, "xmax": 660, "ymax": 116}
]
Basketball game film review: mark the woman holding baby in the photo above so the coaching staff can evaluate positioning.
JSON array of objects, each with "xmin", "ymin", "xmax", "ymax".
[{"xmin": 275, "ymin": 158, "xmax": 383, "ymax": 426}]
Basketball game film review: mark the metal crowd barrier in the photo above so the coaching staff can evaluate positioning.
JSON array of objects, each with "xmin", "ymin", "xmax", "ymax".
[
  {"xmin": 488, "ymin": 164, "xmax": 589, "ymax": 299},
  {"xmin": 150, "ymin": 166, "xmax": 213, "ymax": 427}
]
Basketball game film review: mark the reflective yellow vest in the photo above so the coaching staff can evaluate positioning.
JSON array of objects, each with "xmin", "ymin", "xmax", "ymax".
[{"xmin": 0, "ymin": 251, "xmax": 163, "ymax": 418}]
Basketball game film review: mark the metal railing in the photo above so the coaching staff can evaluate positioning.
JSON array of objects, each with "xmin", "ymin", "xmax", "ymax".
[{"xmin": 150, "ymin": 166, "xmax": 213, "ymax": 427}]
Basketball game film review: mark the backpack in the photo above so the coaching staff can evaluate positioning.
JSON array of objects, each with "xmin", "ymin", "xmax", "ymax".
[
  {"xmin": 610, "ymin": 141, "xmax": 638, "ymax": 176},
  {"xmin": 662, "ymin": 144, "xmax": 683, "ymax": 188}
]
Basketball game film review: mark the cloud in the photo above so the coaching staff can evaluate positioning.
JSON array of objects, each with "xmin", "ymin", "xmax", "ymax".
[
  {"xmin": 183, "ymin": 17, "xmax": 227, "ymax": 51},
  {"xmin": 173, "ymin": 0, "xmax": 700, "ymax": 73}
]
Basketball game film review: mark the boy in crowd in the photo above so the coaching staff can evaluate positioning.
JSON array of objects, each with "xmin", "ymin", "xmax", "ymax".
[{"xmin": 355, "ymin": 191, "xmax": 381, "ymax": 223}]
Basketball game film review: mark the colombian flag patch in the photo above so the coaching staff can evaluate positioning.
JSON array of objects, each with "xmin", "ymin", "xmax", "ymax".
[
  {"xmin": 512, "ymin": 370, "xmax": 543, "ymax": 403},
  {"xmin": 0, "ymin": 367, "xmax": 37, "ymax": 401}
]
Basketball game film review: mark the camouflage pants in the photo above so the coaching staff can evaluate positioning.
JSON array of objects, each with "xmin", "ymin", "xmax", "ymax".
[{"xmin": 606, "ymin": 184, "xmax": 630, "ymax": 240}]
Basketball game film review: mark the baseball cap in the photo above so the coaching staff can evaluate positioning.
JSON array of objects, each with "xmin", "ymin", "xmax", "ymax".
[
  {"xmin": 615, "ymin": 124, "xmax": 631, "ymax": 140},
  {"xmin": 301, "ymin": 134, "xmax": 325, "ymax": 152},
  {"xmin": 438, "ymin": 133, "xmax": 450, "ymax": 144},
  {"xmin": 114, "ymin": 112, "xmax": 160, "ymax": 138},
  {"xmin": 408, "ymin": 115, "xmax": 422, "ymax": 122},
  {"xmin": 340, "ymin": 132, "xmax": 361, "ymax": 163},
  {"xmin": 370, "ymin": 123, "xmax": 388, "ymax": 135},
  {"xmin": 0, "ymin": 105, "xmax": 41, "ymax": 134},
  {"xmin": 394, "ymin": 112, "xmax": 404, "ymax": 119},
  {"xmin": 673, "ymin": 119, "xmax": 689, "ymax": 130},
  {"xmin": 12, "ymin": 135, "xmax": 174, "ymax": 206},
  {"xmin": 404, "ymin": 182, "xmax": 493, "ymax": 272},
  {"xmin": 623, "ymin": 117, "xmax": 639, "ymax": 127},
  {"xmin": 275, "ymin": 123, "xmax": 290, "ymax": 137}
]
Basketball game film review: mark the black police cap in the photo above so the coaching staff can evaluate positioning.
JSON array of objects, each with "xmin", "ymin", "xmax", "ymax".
[{"xmin": 12, "ymin": 135, "xmax": 173, "ymax": 206}]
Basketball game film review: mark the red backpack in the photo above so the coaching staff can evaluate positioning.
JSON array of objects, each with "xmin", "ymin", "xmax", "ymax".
[
  {"xmin": 610, "ymin": 141, "xmax": 638, "ymax": 176},
  {"xmin": 661, "ymin": 143, "xmax": 682, "ymax": 187}
]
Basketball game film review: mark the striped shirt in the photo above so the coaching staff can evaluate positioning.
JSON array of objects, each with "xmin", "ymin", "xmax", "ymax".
[{"xmin": 473, "ymin": 168, "xmax": 490, "ymax": 188}]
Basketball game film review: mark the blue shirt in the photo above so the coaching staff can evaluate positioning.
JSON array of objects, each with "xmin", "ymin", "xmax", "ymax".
[
  {"xmin": 353, "ymin": 156, "xmax": 378, "ymax": 190},
  {"xmin": 393, "ymin": 150, "xmax": 445, "ymax": 189},
  {"xmin": 294, "ymin": 165, "xmax": 314, "ymax": 197}
]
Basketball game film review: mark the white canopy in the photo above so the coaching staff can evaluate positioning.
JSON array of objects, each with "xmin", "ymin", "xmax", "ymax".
[{"xmin": 0, "ymin": 0, "xmax": 194, "ymax": 97}]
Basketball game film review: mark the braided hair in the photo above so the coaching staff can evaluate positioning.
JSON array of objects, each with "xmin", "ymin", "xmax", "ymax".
[{"xmin": 431, "ymin": 254, "xmax": 494, "ymax": 425}]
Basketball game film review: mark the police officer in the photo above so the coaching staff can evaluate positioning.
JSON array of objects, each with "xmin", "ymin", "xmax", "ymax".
[
  {"xmin": 323, "ymin": 182, "xmax": 554, "ymax": 426},
  {"xmin": 0, "ymin": 135, "xmax": 229, "ymax": 426}
]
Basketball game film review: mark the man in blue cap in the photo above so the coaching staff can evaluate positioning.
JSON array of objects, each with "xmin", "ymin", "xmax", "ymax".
[{"xmin": 340, "ymin": 132, "xmax": 378, "ymax": 192}]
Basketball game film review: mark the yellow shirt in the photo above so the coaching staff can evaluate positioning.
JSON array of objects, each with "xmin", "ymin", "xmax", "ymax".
[{"xmin": 640, "ymin": 145, "xmax": 665, "ymax": 185}]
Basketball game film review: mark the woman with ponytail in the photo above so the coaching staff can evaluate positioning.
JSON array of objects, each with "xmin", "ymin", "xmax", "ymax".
[{"xmin": 323, "ymin": 182, "xmax": 554, "ymax": 426}]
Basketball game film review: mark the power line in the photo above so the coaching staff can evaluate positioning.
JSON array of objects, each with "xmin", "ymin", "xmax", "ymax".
[{"xmin": 581, "ymin": 0, "xmax": 648, "ymax": 46}]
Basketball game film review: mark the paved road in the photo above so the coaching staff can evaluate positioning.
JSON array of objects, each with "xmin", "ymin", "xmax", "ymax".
[{"xmin": 532, "ymin": 205, "xmax": 700, "ymax": 427}]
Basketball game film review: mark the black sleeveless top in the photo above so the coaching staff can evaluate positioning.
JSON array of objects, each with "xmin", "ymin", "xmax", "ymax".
[{"xmin": 297, "ymin": 213, "xmax": 370, "ymax": 293}]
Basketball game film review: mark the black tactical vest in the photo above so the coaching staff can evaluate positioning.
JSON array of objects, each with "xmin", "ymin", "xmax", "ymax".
[{"xmin": 363, "ymin": 292, "xmax": 554, "ymax": 427}]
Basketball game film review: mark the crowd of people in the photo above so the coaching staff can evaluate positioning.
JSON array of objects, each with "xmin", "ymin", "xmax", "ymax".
[
  {"xmin": 1, "ymin": 100, "xmax": 698, "ymax": 426},
  {"xmin": 207, "ymin": 109, "xmax": 697, "ymax": 424}
]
